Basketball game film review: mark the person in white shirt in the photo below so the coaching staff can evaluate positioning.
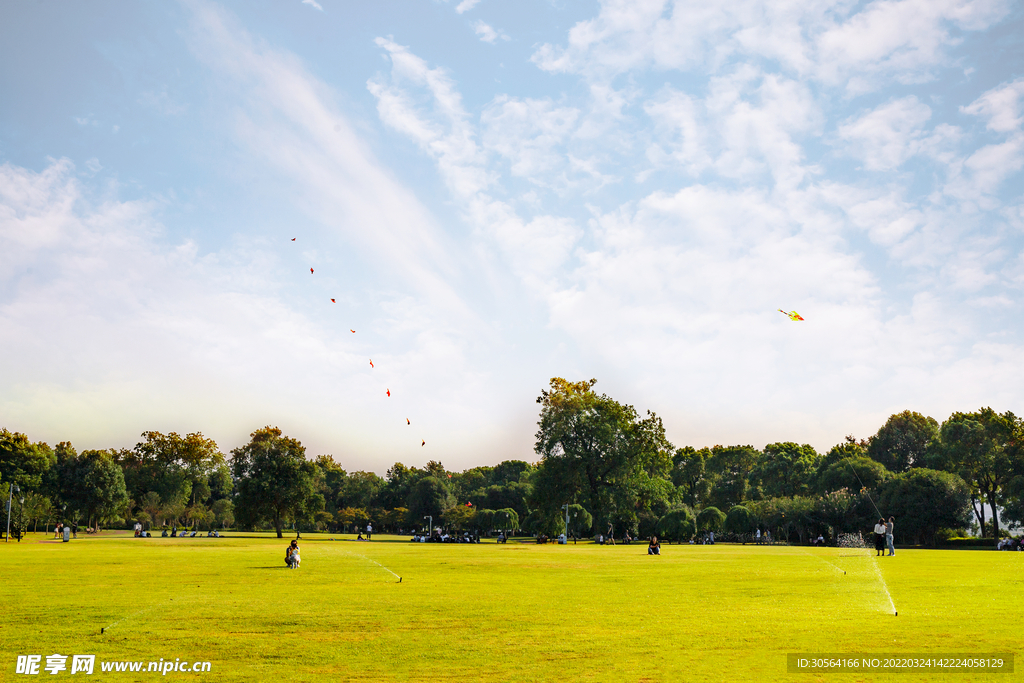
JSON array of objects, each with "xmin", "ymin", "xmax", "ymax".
[{"xmin": 873, "ymin": 519, "xmax": 887, "ymax": 556}]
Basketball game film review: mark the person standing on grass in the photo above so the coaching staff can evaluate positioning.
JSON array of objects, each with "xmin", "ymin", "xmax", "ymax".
[
  {"xmin": 366, "ymin": 522, "xmax": 372, "ymax": 540},
  {"xmin": 886, "ymin": 517, "xmax": 895, "ymax": 556},
  {"xmin": 873, "ymin": 519, "xmax": 886, "ymax": 556}
]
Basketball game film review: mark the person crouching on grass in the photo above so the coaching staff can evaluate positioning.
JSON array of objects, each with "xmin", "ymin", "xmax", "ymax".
[
  {"xmin": 648, "ymin": 536, "xmax": 661, "ymax": 555},
  {"xmin": 286, "ymin": 540, "xmax": 301, "ymax": 568}
]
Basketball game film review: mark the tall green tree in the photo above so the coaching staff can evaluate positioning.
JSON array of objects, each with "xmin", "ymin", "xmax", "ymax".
[
  {"xmin": 753, "ymin": 442, "xmax": 819, "ymax": 498},
  {"xmin": 929, "ymin": 408, "xmax": 1022, "ymax": 539},
  {"xmin": 705, "ymin": 445, "xmax": 759, "ymax": 509},
  {"xmin": 877, "ymin": 468, "xmax": 972, "ymax": 545},
  {"xmin": 533, "ymin": 378, "xmax": 673, "ymax": 534},
  {"xmin": 52, "ymin": 449, "xmax": 129, "ymax": 529},
  {"xmin": 671, "ymin": 447, "xmax": 712, "ymax": 508},
  {"xmin": 868, "ymin": 411, "xmax": 939, "ymax": 472},
  {"xmin": 0, "ymin": 429, "xmax": 55, "ymax": 491},
  {"xmin": 231, "ymin": 426, "xmax": 323, "ymax": 538},
  {"xmin": 816, "ymin": 456, "xmax": 890, "ymax": 494},
  {"xmin": 339, "ymin": 471, "xmax": 384, "ymax": 510},
  {"xmin": 406, "ymin": 476, "xmax": 453, "ymax": 523}
]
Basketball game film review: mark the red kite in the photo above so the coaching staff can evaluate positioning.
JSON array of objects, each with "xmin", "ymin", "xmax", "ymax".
[
  {"xmin": 465, "ymin": 502, "xmax": 472, "ymax": 507},
  {"xmin": 778, "ymin": 309, "xmax": 804, "ymax": 321},
  {"xmin": 406, "ymin": 418, "xmax": 410, "ymax": 425},
  {"xmin": 421, "ymin": 440, "xmax": 426, "ymax": 446},
  {"xmin": 310, "ymin": 268, "xmax": 314, "ymax": 274},
  {"xmin": 291, "ymin": 238, "xmax": 296, "ymax": 241},
  {"xmin": 330, "ymin": 298, "xmax": 336, "ymax": 303},
  {"xmin": 350, "ymin": 329, "xmax": 356, "ymax": 333},
  {"xmin": 386, "ymin": 388, "xmax": 391, "ymax": 397},
  {"xmin": 447, "ymin": 473, "xmax": 451, "ymax": 478},
  {"xmin": 369, "ymin": 359, "xmax": 374, "ymax": 368}
]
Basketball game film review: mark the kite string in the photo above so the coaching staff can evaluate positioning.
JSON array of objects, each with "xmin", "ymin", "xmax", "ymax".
[{"xmin": 843, "ymin": 457, "xmax": 884, "ymax": 520}]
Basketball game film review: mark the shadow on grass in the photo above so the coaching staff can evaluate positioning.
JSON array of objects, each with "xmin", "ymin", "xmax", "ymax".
[{"xmin": 252, "ymin": 566, "xmax": 291, "ymax": 570}]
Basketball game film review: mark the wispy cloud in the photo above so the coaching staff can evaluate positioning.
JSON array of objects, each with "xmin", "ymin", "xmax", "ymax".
[
  {"xmin": 301, "ymin": 0, "xmax": 323, "ymax": 11},
  {"xmin": 472, "ymin": 20, "xmax": 509, "ymax": 44}
]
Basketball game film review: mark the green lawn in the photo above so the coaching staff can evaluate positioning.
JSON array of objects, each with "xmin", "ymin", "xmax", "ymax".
[{"xmin": 2, "ymin": 532, "xmax": 1020, "ymax": 682}]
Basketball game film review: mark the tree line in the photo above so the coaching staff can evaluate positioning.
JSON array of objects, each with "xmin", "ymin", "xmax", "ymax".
[{"xmin": 2, "ymin": 377, "xmax": 1022, "ymax": 545}]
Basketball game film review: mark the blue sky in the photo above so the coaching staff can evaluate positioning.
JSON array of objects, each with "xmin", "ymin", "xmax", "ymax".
[{"xmin": 1, "ymin": 0, "xmax": 1022, "ymax": 473}]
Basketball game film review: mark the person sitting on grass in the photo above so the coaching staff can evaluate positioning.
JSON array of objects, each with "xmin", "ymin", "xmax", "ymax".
[
  {"xmin": 648, "ymin": 536, "xmax": 661, "ymax": 555},
  {"xmin": 286, "ymin": 540, "xmax": 301, "ymax": 568}
]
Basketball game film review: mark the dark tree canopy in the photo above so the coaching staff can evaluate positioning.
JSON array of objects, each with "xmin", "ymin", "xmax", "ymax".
[
  {"xmin": 0, "ymin": 428, "xmax": 55, "ymax": 491},
  {"xmin": 868, "ymin": 411, "xmax": 939, "ymax": 472},
  {"xmin": 877, "ymin": 468, "xmax": 972, "ymax": 545}
]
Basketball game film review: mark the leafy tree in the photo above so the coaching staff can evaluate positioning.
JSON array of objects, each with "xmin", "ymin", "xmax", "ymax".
[
  {"xmin": 475, "ymin": 509, "xmax": 496, "ymax": 532},
  {"xmin": 211, "ymin": 498, "xmax": 234, "ymax": 528},
  {"xmin": 491, "ymin": 460, "xmax": 533, "ymax": 486},
  {"xmin": 656, "ymin": 508, "xmax": 695, "ymax": 543},
  {"xmin": 231, "ymin": 426, "xmax": 323, "ymax": 538},
  {"xmin": 696, "ymin": 506, "xmax": 726, "ymax": 533},
  {"xmin": 379, "ymin": 507, "xmax": 406, "ymax": 531},
  {"xmin": 441, "ymin": 504, "xmax": 476, "ymax": 531},
  {"xmin": 493, "ymin": 508, "xmax": 519, "ymax": 534},
  {"xmin": 877, "ymin": 468, "xmax": 972, "ymax": 545},
  {"xmin": 705, "ymin": 445, "xmax": 759, "ymax": 509},
  {"xmin": 671, "ymin": 447, "xmax": 712, "ymax": 508},
  {"xmin": 868, "ymin": 411, "xmax": 939, "ymax": 472},
  {"xmin": 125, "ymin": 431, "xmax": 224, "ymax": 509},
  {"xmin": 816, "ymin": 436, "xmax": 868, "ymax": 476},
  {"xmin": 816, "ymin": 489, "xmax": 857, "ymax": 539},
  {"xmin": 141, "ymin": 491, "xmax": 163, "ymax": 527},
  {"xmin": 534, "ymin": 378, "xmax": 673, "ymax": 534},
  {"xmin": 378, "ymin": 462, "xmax": 421, "ymax": 510},
  {"xmin": 565, "ymin": 504, "xmax": 593, "ymax": 538},
  {"xmin": 753, "ymin": 442, "xmax": 819, "ymax": 498},
  {"xmin": 313, "ymin": 455, "xmax": 347, "ymax": 506},
  {"xmin": 340, "ymin": 471, "xmax": 384, "ymax": 510},
  {"xmin": 407, "ymin": 476, "xmax": 453, "ymax": 523},
  {"xmin": 929, "ymin": 409, "xmax": 1023, "ymax": 538},
  {"xmin": 816, "ymin": 456, "xmax": 890, "ymax": 494},
  {"xmin": 724, "ymin": 505, "xmax": 756, "ymax": 535},
  {"xmin": 314, "ymin": 511, "xmax": 334, "ymax": 530},
  {"xmin": 21, "ymin": 492, "xmax": 53, "ymax": 532},
  {"xmin": 469, "ymin": 482, "xmax": 531, "ymax": 523},
  {"xmin": 57, "ymin": 450, "xmax": 129, "ymax": 530},
  {"xmin": 0, "ymin": 429, "xmax": 55, "ymax": 492}
]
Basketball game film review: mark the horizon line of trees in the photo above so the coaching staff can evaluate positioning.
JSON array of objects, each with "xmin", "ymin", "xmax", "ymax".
[{"xmin": 2, "ymin": 378, "xmax": 1022, "ymax": 546}]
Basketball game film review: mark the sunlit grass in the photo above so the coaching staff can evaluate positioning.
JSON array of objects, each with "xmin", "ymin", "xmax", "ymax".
[{"xmin": 2, "ymin": 532, "xmax": 1021, "ymax": 681}]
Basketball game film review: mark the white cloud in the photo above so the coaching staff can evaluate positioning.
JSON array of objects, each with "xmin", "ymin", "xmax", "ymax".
[
  {"xmin": 481, "ymin": 96, "xmax": 579, "ymax": 180},
  {"xmin": 836, "ymin": 96, "xmax": 934, "ymax": 170},
  {"xmin": 369, "ymin": 39, "xmax": 581, "ymax": 291},
  {"xmin": 961, "ymin": 78, "xmax": 1024, "ymax": 133},
  {"xmin": 455, "ymin": 0, "xmax": 480, "ymax": 13},
  {"xmin": 301, "ymin": 0, "xmax": 323, "ymax": 11},
  {"xmin": 532, "ymin": 0, "xmax": 1011, "ymax": 93},
  {"xmin": 472, "ymin": 20, "xmax": 508, "ymax": 44}
]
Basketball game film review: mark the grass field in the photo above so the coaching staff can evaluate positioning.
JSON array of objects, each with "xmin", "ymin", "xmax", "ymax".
[{"xmin": 2, "ymin": 532, "xmax": 1021, "ymax": 682}]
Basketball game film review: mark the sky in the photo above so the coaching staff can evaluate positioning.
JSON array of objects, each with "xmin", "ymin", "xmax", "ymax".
[{"xmin": 1, "ymin": 0, "xmax": 1022, "ymax": 474}]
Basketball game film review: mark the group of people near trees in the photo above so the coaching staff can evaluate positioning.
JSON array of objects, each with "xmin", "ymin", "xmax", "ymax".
[{"xmin": 3, "ymin": 380, "xmax": 1023, "ymax": 549}]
